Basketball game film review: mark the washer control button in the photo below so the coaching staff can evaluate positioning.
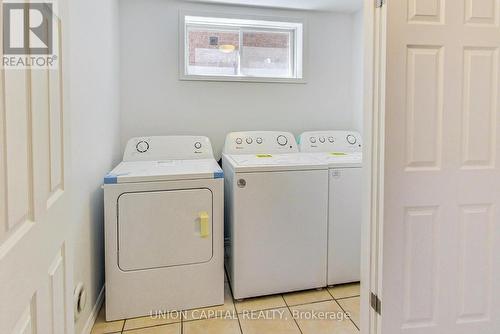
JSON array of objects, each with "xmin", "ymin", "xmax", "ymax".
[
  {"xmin": 256, "ymin": 137, "xmax": 263, "ymax": 144},
  {"xmin": 319, "ymin": 137, "xmax": 326, "ymax": 143},
  {"xmin": 309, "ymin": 137, "xmax": 317, "ymax": 143},
  {"xmin": 194, "ymin": 142, "xmax": 202, "ymax": 149},
  {"xmin": 246, "ymin": 137, "xmax": 253, "ymax": 144},
  {"xmin": 136, "ymin": 140, "xmax": 149, "ymax": 153},
  {"xmin": 236, "ymin": 138, "xmax": 243, "ymax": 145},
  {"xmin": 328, "ymin": 136, "xmax": 334, "ymax": 143},
  {"xmin": 346, "ymin": 134, "xmax": 357, "ymax": 145},
  {"xmin": 277, "ymin": 135, "xmax": 288, "ymax": 146}
]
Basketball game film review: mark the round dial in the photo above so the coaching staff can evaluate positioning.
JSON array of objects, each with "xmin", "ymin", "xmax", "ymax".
[
  {"xmin": 194, "ymin": 142, "xmax": 202, "ymax": 149},
  {"xmin": 256, "ymin": 137, "xmax": 263, "ymax": 144},
  {"xmin": 309, "ymin": 137, "xmax": 317, "ymax": 143},
  {"xmin": 246, "ymin": 137, "xmax": 253, "ymax": 144},
  {"xmin": 319, "ymin": 137, "xmax": 325, "ymax": 143},
  {"xmin": 328, "ymin": 136, "xmax": 334, "ymax": 143},
  {"xmin": 136, "ymin": 140, "xmax": 149, "ymax": 153},
  {"xmin": 346, "ymin": 134, "xmax": 357, "ymax": 145},
  {"xmin": 277, "ymin": 135, "xmax": 288, "ymax": 146},
  {"xmin": 236, "ymin": 138, "xmax": 243, "ymax": 145}
]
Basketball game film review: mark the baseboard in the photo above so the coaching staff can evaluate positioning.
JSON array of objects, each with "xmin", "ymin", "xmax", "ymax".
[{"xmin": 81, "ymin": 285, "xmax": 105, "ymax": 334}]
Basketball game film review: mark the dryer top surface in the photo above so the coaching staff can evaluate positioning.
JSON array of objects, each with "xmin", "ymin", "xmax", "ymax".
[{"xmin": 104, "ymin": 158, "xmax": 223, "ymax": 184}]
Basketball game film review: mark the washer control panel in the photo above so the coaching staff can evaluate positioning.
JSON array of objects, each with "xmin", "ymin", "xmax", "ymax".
[
  {"xmin": 298, "ymin": 131, "xmax": 362, "ymax": 153},
  {"xmin": 223, "ymin": 131, "xmax": 298, "ymax": 155},
  {"xmin": 123, "ymin": 136, "xmax": 214, "ymax": 161}
]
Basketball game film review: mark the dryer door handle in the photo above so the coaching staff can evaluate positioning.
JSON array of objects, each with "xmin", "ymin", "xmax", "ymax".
[{"xmin": 199, "ymin": 212, "xmax": 210, "ymax": 238}]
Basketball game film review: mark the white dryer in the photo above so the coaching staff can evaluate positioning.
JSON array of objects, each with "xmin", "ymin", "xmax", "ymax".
[
  {"xmin": 299, "ymin": 131, "xmax": 362, "ymax": 286},
  {"xmin": 103, "ymin": 136, "xmax": 224, "ymax": 321},
  {"xmin": 222, "ymin": 131, "xmax": 329, "ymax": 300}
]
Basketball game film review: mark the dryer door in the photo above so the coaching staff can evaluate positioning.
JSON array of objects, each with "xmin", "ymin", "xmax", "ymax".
[{"xmin": 117, "ymin": 188, "xmax": 213, "ymax": 271}]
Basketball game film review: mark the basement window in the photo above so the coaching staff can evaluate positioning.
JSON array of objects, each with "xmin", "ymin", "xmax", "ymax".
[{"xmin": 180, "ymin": 14, "xmax": 305, "ymax": 83}]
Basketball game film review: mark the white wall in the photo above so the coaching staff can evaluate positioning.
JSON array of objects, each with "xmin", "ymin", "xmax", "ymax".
[
  {"xmin": 119, "ymin": 0, "xmax": 359, "ymax": 158},
  {"xmin": 67, "ymin": 0, "xmax": 121, "ymax": 332},
  {"xmin": 351, "ymin": 8, "xmax": 364, "ymax": 133}
]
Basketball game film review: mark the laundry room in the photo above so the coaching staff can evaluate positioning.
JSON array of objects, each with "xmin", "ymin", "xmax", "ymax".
[
  {"xmin": 4, "ymin": 0, "xmax": 500, "ymax": 333},
  {"xmin": 1, "ymin": 0, "xmax": 370, "ymax": 331},
  {"xmin": 95, "ymin": 1, "xmax": 366, "ymax": 333}
]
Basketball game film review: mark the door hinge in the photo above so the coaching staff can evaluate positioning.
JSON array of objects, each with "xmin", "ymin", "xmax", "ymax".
[
  {"xmin": 370, "ymin": 292, "xmax": 382, "ymax": 315},
  {"xmin": 375, "ymin": 0, "xmax": 385, "ymax": 8}
]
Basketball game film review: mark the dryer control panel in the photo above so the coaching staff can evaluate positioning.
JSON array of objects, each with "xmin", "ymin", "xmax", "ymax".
[
  {"xmin": 223, "ymin": 131, "xmax": 299, "ymax": 155},
  {"xmin": 123, "ymin": 136, "xmax": 214, "ymax": 161},
  {"xmin": 298, "ymin": 131, "xmax": 362, "ymax": 153}
]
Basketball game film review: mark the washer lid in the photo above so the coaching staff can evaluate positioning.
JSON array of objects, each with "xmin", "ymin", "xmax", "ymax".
[
  {"xmin": 104, "ymin": 159, "xmax": 223, "ymax": 184},
  {"xmin": 305, "ymin": 152, "xmax": 362, "ymax": 168},
  {"xmin": 224, "ymin": 153, "xmax": 327, "ymax": 172}
]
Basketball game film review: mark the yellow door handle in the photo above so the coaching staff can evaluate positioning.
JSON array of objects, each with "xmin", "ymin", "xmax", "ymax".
[{"xmin": 199, "ymin": 212, "xmax": 209, "ymax": 238}]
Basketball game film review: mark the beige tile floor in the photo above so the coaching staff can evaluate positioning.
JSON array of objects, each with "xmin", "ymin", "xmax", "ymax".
[{"xmin": 92, "ymin": 272, "xmax": 360, "ymax": 334}]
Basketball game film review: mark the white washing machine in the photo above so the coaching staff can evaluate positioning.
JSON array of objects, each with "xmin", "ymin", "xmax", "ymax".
[
  {"xmin": 103, "ymin": 136, "xmax": 224, "ymax": 321},
  {"xmin": 299, "ymin": 131, "xmax": 362, "ymax": 286},
  {"xmin": 222, "ymin": 131, "xmax": 329, "ymax": 300}
]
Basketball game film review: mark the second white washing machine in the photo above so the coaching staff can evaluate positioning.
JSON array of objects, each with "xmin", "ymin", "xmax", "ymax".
[
  {"xmin": 299, "ymin": 131, "xmax": 363, "ymax": 286},
  {"xmin": 223, "ymin": 131, "xmax": 329, "ymax": 299}
]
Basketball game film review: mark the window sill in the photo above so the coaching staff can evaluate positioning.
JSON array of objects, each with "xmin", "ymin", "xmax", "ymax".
[{"xmin": 179, "ymin": 74, "xmax": 307, "ymax": 84}]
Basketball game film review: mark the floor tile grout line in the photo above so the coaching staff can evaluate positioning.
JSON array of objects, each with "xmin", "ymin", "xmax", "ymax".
[
  {"xmin": 121, "ymin": 314, "xmax": 126, "ymax": 332},
  {"xmin": 234, "ymin": 288, "xmax": 335, "ymax": 314},
  {"xmin": 282, "ymin": 294, "xmax": 304, "ymax": 334},
  {"xmin": 334, "ymin": 294, "xmax": 361, "ymax": 301},
  {"xmin": 181, "ymin": 314, "xmax": 184, "ymax": 334},
  {"xmin": 286, "ymin": 298, "xmax": 333, "ymax": 309},
  {"xmin": 327, "ymin": 284, "xmax": 361, "ymax": 301},
  {"xmin": 327, "ymin": 288, "xmax": 360, "ymax": 331},
  {"xmin": 121, "ymin": 321, "xmax": 181, "ymax": 333},
  {"xmin": 225, "ymin": 265, "xmax": 244, "ymax": 334},
  {"xmin": 333, "ymin": 298, "xmax": 360, "ymax": 331},
  {"xmin": 234, "ymin": 293, "xmax": 287, "ymax": 314}
]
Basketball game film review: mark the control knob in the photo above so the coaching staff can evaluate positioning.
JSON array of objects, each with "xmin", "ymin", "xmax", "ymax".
[
  {"xmin": 277, "ymin": 135, "xmax": 288, "ymax": 146},
  {"xmin": 346, "ymin": 134, "xmax": 357, "ymax": 145},
  {"xmin": 136, "ymin": 140, "xmax": 149, "ymax": 153}
]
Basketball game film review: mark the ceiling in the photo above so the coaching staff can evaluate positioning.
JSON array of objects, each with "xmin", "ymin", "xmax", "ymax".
[{"xmin": 184, "ymin": 0, "xmax": 363, "ymax": 13}]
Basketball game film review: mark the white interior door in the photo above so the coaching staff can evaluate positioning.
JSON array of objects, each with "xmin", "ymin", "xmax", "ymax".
[
  {"xmin": 381, "ymin": 0, "xmax": 500, "ymax": 333},
  {"xmin": 0, "ymin": 3, "xmax": 74, "ymax": 333}
]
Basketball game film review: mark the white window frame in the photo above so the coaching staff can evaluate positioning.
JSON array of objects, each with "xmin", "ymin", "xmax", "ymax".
[{"xmin": 179, "ymin": 11, "xmax": 306, "ymax": 83}]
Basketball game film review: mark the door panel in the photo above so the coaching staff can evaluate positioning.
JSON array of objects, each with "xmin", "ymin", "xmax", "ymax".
[
  {"xmin": 4, "ymin": 69, "xmax": 33, "ymax": 230},
  {"xmin": 465, "ymin": 0, "xmax": 499, "ymax": 26},
  {"xmin": 0, "ymin": 4, "xmax": 73, "ymax": 333},
  {"xmin": 48, "ymin": 57, "xmax": 64, "ymax": 199},
  {"xmin": 461, "ymin": 47, "xmax": 497, "ymax": 168},
  {"xmin": 383, "ymin": 0, "xmax": 500, "ymax": 333},
  {"xmin": 405, "ymin": 45, "xmax": 443, "ymax": 170},
  {"xmin": 457, "ymin": 204, "xmax": 492, "ymax": 322},
  {"xmin": 118, "ymin": 189, "xmax": 213, "ymax": 271},
  {"xmin": 407, "ymin": 0, "xmax": 444, "ymax": 24}
]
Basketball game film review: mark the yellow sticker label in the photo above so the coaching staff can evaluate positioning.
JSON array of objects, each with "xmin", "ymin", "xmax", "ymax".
[
  {"xmin": 256, "ymin": 154, "xmax": 273, "ymax": 158},
  {"xmin": 330, "ymin": 152, "xmax": 347, "ymax": 156}
]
